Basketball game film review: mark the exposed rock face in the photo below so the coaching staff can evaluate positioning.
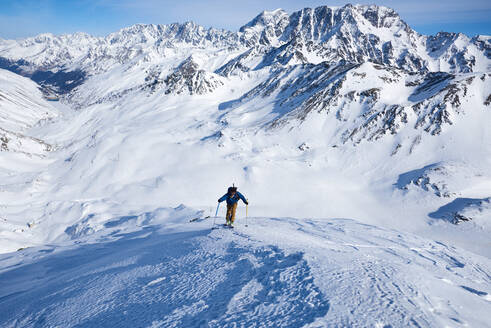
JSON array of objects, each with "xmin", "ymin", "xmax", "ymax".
[
  {"xmin": 429, "ymin": 197, "xmax": 491, "ymax": 224},
  {"xmin": 141, "ymin": 56, "xmax": 224, "ymax": 95},
  {"xmin": 219, "ymin": 60, "xmax": 487, "ymax": 146},
  {"xmin": 239, "ymin": 9, "xmax": 290, "ymax": 46},
  {"xmin": 162, "ymin": 57, "xmax": 224, "ymax": 95},
  {"xmin": 395, "ymin": 163, "xmax": 456, "ymax": 198}
]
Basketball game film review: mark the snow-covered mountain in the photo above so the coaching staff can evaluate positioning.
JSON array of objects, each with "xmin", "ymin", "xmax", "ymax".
[
  {"xmin": 0, "ymin": 3, "xmax": 490, "ymax": 326},
  {"xmin": 0, "ymin": 69, "xmax": 57, "ymax": 156},
  {"xmin": 235, "ymin": 5, "xmax": 490, "ymax": 73},
  {"xmin": 0, "ymin": 4, "xmax": 489, "ymax": 85}
]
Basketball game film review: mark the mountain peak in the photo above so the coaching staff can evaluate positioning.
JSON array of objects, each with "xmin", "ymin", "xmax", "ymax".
[
  {"xmin": 239, "ymin": 8, "xmax": 288, "ymax": 33},
  {"xmin": 238, "ymin": 8, "xmax": 289, "ymax": 46}
]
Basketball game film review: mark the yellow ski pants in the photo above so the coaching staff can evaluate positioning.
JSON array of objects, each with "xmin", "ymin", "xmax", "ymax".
[{"xmin": 226, "ymin": 203, "xmax": 238, "ymax": 223}]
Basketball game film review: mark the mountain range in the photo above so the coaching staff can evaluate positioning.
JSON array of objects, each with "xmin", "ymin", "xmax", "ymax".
[{"xmin": 0, "ymin": 1, "xmax": 490, "ymax": 249}]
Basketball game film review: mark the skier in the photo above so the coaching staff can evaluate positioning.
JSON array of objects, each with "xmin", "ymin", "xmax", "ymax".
[{"xmin": 218, "ymin": 186, "xmax": 248, "ymax": 227}]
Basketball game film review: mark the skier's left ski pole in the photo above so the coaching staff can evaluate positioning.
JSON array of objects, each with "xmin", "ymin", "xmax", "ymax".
[{"xmin": 245, "ymin": 204, "xmax": 248, "ymax": 227}]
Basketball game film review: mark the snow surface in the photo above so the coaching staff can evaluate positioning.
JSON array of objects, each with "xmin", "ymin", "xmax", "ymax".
[{"xmin": 1, "ymin": 209, "xmax": 490, "ymax": 327}]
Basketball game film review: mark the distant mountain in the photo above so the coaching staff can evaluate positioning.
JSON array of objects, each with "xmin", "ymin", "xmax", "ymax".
[
  {"xmin": 233, "ymin": 5, "xmax": 490, "ymax": 73},
  {"xmin": 0, "ymin": 4, "xmax": 489, "ymax": 93}
]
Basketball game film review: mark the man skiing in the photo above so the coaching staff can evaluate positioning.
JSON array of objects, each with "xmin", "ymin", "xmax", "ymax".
[{"xmin": 218, "ymin": 186, "xmax": 248, "ymax": 227}]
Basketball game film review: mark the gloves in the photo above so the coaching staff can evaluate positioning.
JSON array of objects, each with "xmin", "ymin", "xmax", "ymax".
[{"xmin": 245, "ymin": 200, "xmax": 249, "ymax": 205}]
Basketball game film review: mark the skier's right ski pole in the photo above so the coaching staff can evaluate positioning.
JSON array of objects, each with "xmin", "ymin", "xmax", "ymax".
[
  {"xmin": 215, "ymin": 203, "xmax": 220, "ymax": 217},
  {"xmin": 212, "ymin": 203, "xmax": 220, "ymax": 229}
]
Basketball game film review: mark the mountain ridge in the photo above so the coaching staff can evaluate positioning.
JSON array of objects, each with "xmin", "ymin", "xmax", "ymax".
[{"xmin": 0, "ymin": 3, "xmax": 489, "ymax": 86}]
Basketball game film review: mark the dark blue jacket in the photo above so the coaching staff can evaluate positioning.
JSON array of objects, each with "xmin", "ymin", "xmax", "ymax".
[{"xmin": 218, "ymin": 191, "xmax": 247, "ymax": 205}]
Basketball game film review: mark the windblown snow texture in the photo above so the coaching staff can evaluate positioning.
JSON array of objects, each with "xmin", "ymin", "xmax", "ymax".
[{"xmin": 1, "ymin": 212, "xmax": 490, "ymax": 327}]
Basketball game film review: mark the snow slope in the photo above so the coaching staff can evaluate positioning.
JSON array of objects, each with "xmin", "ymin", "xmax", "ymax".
[
  {"xmin": 0, "ymin": 69, "xmax": 57, "ymax": 131},
  {"xmin": 1, "ymin": 210, "xmax": 490, "ymax": 327},
  {"xmin": 1, "ymin": 57, "xmax": 487, "ymax": 254}
]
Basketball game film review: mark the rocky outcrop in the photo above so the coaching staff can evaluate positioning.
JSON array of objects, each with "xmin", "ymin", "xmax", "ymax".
[
  {"xmin": 162, "ymin": 57, "xmax": 224, "ymax": 95},
  {"xmin": 429, "ymin": 197, "xmax": 491, "ymax": 224}
]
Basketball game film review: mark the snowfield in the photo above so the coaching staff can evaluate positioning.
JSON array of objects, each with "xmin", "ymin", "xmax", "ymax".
[
  {"xmin": 1, "ymin": 208, "xmax": 490, "ymax": 327},
  {"xmin": 0, "ymin": 3, "xmax": 490, "ymax": 327}
]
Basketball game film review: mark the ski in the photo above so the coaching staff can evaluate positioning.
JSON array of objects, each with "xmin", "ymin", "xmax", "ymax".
[{"xmin": 189, "ymin": 215, "xmax": 210, "ymax": 223}]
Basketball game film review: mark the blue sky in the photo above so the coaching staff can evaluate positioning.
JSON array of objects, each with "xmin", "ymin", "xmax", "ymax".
[{"xmin": 1, "ymin": 0, "xmax": 490, "ymax": 39}]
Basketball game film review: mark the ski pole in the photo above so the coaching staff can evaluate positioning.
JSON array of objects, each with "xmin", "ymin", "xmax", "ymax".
[
  {"xmin": 215, "ymin": 203, "xmax": 220, "ymax": 217},
  {"xmin": 212, "ymin": 203, "xmax": 220, "ymax": 229},
  {"xmin": 245, "ymin": 204, "xmax": 248, "ymax": 227}
]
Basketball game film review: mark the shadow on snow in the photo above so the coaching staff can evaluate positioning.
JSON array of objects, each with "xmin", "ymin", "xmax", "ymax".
[{"xmin": 0, "ymin": 224, "xmax": 329, "ymax": 327}]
